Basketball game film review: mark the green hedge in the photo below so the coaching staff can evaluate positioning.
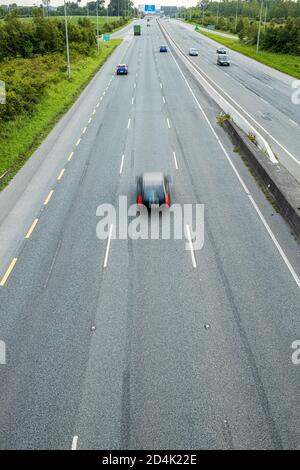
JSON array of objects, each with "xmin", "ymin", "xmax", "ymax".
[{"xmin": 0, "ymin": 40, "xmax": 122, "ymax": 188}]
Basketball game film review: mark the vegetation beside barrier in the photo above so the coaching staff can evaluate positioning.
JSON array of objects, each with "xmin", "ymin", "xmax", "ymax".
[{"xmin": 0, "ymin": 10, "xmax": 123, "ymax": 189}]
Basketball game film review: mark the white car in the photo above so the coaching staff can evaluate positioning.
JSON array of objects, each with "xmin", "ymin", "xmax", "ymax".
[
  {"xmin": 217, "ymin": 47, "xmax": 227, "ymax": 54},
  {"xmin": 189, "ymin": 48, "xmax": 199, "ymax": 56}
]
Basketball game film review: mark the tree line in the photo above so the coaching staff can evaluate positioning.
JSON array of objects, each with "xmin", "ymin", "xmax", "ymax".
[
  {"xmin": 0, "ymin": 9, "xmax": 127, "ymax": 60},
  {"xmin": 184, "ymin": 1, "xmax": 300, "ymax": 55},
  {"xmin": 187, "ymin": 1, "xmax": 300, "ymax": 21},
  {"xmin": 0, "ymin": 1, "xmax": 135, "ymax": 19},
  {"xmin": 0, "ymin": 9, "xmax": 127, "ymax": 123}
]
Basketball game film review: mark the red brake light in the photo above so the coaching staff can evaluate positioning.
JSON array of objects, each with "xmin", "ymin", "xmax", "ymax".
[
  {"xmin": 138, "ymin": 195, "xmax": 143, "ymax": 205},
  {"xmin": 165, "ymin": 193, "xmax": 170, "ymax": 207}
]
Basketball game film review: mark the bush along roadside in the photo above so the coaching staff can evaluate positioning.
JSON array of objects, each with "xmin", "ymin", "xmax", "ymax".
[{"xmin": 0, "ymin": 10, "xmax": 123, "ymax": 190}]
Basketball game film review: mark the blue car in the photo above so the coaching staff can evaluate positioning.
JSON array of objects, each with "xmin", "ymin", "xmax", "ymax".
[
  {"xmin": 160, "ymin": 45, "xmax": 167, "ymax": 53},
  {"xmin": 116, "ymin": 64, "xmax": 128, "ymax": 75}
]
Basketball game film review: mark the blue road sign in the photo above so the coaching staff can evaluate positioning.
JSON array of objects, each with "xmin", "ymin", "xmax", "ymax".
[{"xmin": 145, "ymin": 5, "xmax": 155, "ymax": 12}]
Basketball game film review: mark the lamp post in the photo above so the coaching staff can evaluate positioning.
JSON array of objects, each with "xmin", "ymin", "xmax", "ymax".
[
  {"xmin": 96, "ymin": 0, "xmax": 99, "ymax": 52},
  {"xmin": 264, "ymin": 3, "xmax": 268, "ymax": 32},
  {"xmin": 256, "ymin": 0, "xmax": 264, "ymax": 54},
  {"xmin": 201, "ymin": 2, "xmax": 207, "ymax": 26},
  {"xmin": 234, "ymin": 0, "xmax": 238, "ymax": 33},
  {"xmin": 64, "ymin": 0, "xmax": 71, "ymax": 80}
]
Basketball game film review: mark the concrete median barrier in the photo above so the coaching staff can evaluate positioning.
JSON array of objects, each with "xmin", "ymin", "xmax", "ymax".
[{"xmin": 223, "ymin": 118, "xmax": 300, "ymax": 239}]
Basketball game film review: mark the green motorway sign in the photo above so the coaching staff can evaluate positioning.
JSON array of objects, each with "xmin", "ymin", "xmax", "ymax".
[{"xmin": 103, "ymin": 34, "xmax": 110, "ymax": 42}]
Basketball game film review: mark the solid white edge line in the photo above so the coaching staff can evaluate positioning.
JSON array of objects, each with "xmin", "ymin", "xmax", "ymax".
[
  {"xmin": 120, "ymin": 154, "xmax": 125, "ymax": 174},
  {"xmin": 71, "ymin": 436, "xmax": 78, "ymax": 450},
  {"xmin": 186, "ymin": 224, "xmax": 197, "ymax": 268},
  {"xmin": 169, "ymin": 46, "xmax": 300, "ymax": 288},
  {"xmin": 248, "ymin": 195, "xmax": 300, "ymax": 288},
  {"xmin": 173, "ymin": 151, "xmax": 179, "ymax": 170},
  {"xmin": 103, "ymin": 224, "xmax": 113, "ymax": 268},
  {"xmin": 260, "ymin": 97, "xmax": 268, "ymax": 105}
]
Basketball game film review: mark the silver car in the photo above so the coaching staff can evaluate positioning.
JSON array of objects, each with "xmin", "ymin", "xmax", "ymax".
[
  {"xmin": 189, "ymin": 48, "xmax": 199, "ymax": 56},
  {"xmin": 217, "ymin": 54, "xmax": 230, "ymax": 66}
]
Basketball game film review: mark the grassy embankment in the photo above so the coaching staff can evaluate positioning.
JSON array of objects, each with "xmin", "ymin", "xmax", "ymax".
[
  {"xmin": 196, "ymin": 28, "xmax": 300, "ymax": 79},
  {"xmin": 184, "ymin": 19, "xmax": 238, "ymax": 37},
  {"xmin": 0, "ymin": 39, "xmax": 121, "ymax": 189}
]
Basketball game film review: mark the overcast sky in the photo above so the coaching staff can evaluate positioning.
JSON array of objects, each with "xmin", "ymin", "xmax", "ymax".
[{"xmin": 0, "ymin": 1, "xmax": 199, "ymax": 7}]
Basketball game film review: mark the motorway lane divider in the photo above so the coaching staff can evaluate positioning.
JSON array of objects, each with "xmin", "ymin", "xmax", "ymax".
[
  {"xmin": 157, "ymin": 20, "xmax": 278, "ymax": 165},
  {"xmin": 222, "ymin": 118, "xmax": 300, "ymax": 240}
]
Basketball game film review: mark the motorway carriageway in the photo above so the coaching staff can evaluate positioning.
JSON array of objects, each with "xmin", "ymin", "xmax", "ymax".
[
  {"xmin": 0, "ymin": 19, "xmax": 299, "ymax": 449},
  {"xmin": 166, "ymin": 19, "xmax": 300, "ymax": 182}
]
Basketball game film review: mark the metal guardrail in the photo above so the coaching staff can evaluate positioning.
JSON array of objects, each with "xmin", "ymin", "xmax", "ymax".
[{"xmin": 158, "ymin": 20, "xmax": 278, "ymax": 164}]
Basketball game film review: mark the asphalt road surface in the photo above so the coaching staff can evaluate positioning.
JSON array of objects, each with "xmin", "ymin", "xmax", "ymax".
[
  {"xmin": 0, "ymin": 19, "xmax": 299, "ymax": 450},
  {"xmin": 165, "ymin": 19, "xmax": 300, "ymax": 183}
]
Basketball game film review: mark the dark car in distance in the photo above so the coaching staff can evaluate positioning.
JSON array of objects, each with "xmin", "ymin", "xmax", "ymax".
[
  {"xmin": 160, "ymin": 45, "xmax": 168, "ymax": 52},
  {"xmin": 137, "ymin": 172, "xmax": 170, "ymax": 209},
  {"xmin": 116, "ymin": 64, "xmax": 128, "ymax": 75},
  {"xmin": 217, "ymin": 54, "xmax": 230, "ymax": 66},
  {"xmin": 216, "ymin": 47, "xmax": 227, "ymax": 54}
]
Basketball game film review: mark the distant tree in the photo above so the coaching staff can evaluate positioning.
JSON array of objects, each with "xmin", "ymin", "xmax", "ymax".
[{"xmin": 108, "ymin": 0, "xmax": 134, "ymax": 17}]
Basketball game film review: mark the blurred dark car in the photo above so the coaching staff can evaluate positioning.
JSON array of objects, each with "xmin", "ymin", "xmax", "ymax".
[
  {"xmin": 216, "ymin": 47, "xmax": 227, "ymax": 54},
  {"xmin": 137, "ymin": 172, "xmax": 170, "ymax": 209},
  {"xmin": 160, "ymin": 45, "xmax": 168, "ymax": 52}
]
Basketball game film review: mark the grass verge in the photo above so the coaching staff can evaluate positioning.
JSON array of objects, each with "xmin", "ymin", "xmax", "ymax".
[
  {"xmin": 196, "ymin": 29, "xmax": 300, "ymax": 79},
  {"xmin": 0, "ymin": 39, "xmax": 121, "ymax": 190},
  {"xmin": 184, "ymin": 19, "xmax": 238, "ymax": 38}
]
